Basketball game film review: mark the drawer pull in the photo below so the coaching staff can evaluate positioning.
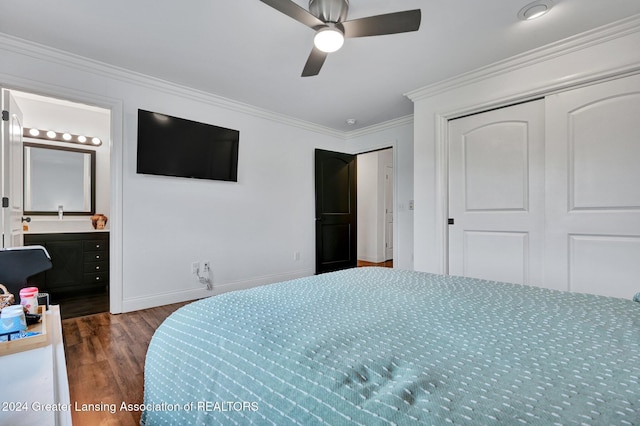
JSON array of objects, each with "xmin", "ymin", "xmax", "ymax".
[
  {"xmin": 95, "ymin": 244, "xmax": 101, "ymax": 249},
  {"xmin": 96, "ymin": 277, "xmax": 101, "ymax": 281},
  {"xmin": 95, "ymin": 255, "xmax": 100, "ymax": 260},
  {"xmin": 95, "ymin": 266, "xmax": 101, "ymax": 271}
]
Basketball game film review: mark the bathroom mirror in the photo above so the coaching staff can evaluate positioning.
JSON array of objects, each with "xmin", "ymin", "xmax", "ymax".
[{"xmin": 23, "ymin": 143, "xmax": 96, "ymax": 215}]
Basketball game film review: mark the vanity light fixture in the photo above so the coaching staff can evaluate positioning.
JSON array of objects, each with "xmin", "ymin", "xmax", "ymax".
[
  {"xmin": 518, "ymin": 0, "xmax": 553, "ymax": 21},
  {"xmin": 23, "ymin": 127, "xmax": 103, "ymax": 147}
]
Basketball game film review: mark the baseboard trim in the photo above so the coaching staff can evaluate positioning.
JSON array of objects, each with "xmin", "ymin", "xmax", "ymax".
[{"xmin": 118, "ymin": 269, "xmax": 314, "ymax": 313}]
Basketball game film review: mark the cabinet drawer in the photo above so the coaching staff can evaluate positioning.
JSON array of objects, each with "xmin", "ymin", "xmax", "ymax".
[
  {"xmin": 84, "ymin": 251, "xmax": 108, "ymax": 263},
  {"xmin": 83, "ymin": 272, "xmax": 109, "ymax": 285},
  {"xmin": 84, "ymin": 261, "xmax": 109, "ymax": 273},
  {"xmin": 83, "ymin": 240, "xmax": 108, "ymax": 252}
]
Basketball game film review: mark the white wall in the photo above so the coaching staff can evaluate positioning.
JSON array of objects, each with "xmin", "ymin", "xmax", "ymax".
[
  {"xmin": 406, "ymin": 16, "xmax": 640, "ymax": 274},
  {"xmin": 356, "ymin": 151, "xmax": 379, "ymax": 262},
  {"xmin": 357, "ymin": 148, "xmax": 393, "ymax": 263},
  {"xmin": 0, "ymin": 34, "xmax": 414, "ymax": 312}
]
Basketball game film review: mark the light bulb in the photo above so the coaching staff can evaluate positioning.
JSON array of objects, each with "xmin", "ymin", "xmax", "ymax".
[{"xmin": 314, "ymin": 27, "xmax": 344, "ymax": 53}]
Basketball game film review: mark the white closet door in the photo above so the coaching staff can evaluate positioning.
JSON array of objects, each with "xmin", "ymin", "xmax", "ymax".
[
  {"xmin": 448, "ymin": 100, "xmax": 545, "ymax": 285},
  {"xmin": 545, "ymin": 73, "xmax": 640, "ymax": 298}
]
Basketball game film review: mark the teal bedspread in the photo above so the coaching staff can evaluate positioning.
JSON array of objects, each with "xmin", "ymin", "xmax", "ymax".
[{"xmin": 142, "ymin": 268, "xmax": 640, "ymax": 425}]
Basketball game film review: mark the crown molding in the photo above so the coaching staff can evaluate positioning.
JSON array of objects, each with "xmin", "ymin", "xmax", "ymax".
[
  {"xmin": 0, "ymin": 32, "xmax": 347, "ymax": 139},
  {"xmin": 406, "ymin": 14, "xmax": 640, "ymax": 102}
]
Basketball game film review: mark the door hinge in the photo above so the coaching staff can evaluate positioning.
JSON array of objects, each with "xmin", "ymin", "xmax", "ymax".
[
  {"xmin": 2, "ymin": 197, "xmax": 8, "ymax": 208},
  {"xmin": 2, "ymin": 110, "xmax": 8, "ymax": 121},
  {"xmin": 448, "ymin": 218, "xmax": 455, "ymax": 225}
]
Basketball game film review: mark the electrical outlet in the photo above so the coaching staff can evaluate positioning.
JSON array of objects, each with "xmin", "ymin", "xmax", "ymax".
[
  {"xmin": 202, "ymin": 261, "xmax": 210, "ymax": 273},
  {"xmin": 191, "ymin": 262, "xmax": 199, "ymax": 275}
]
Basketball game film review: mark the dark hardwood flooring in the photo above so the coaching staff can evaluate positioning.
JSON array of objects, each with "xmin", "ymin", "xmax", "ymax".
[
  {"xmin": 357, "ymin": 259, "xmax": 393, "ymax": 268},
  {"xmin": 62, "ymin": 301, "xmax": 190, "ymax": 426},
  {"xmin": 56, "ymin": 289, "xmax": 110, "ymax": 320}
]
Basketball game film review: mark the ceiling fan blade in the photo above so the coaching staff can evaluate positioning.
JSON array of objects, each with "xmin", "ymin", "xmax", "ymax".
[
  {"xmin": 342, "ymin": 9, "xmax": 421, "ymax": 38},
  {"xmin": 259, "ymin": 0, "xmax": 325, "ymax": 29},
  {"xmin": 302, "ymin": 46, "xmax": 328, "ymax": 77}
]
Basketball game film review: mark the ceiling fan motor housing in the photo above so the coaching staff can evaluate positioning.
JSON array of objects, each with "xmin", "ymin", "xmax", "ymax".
[{"xmin": 309, "ymin": 0, "xmax": 349, "ymax": 23}]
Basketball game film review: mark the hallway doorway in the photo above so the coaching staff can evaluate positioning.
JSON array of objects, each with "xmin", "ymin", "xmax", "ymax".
[
  {"xmin": 357, "ymin": 147, "xmax": 393, "ymax": 265},
  {"xmin": 6, "ymin": 89, "xmax": 112, "ymax": 318}
]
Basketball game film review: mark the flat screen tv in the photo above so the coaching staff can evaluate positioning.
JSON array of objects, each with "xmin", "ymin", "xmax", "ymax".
[{"xmin": 137, "ymin": 109, "xmax": 239, "ymax": 182}]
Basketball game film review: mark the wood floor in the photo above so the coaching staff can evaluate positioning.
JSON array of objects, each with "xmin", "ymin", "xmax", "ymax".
[
  {"xmin": 56, "ymin": 289, "xmax": 110, "ymax": 320},
  {"xmin": 62, "ymin": 301, "xmax": 190, "ymax": 426},
  {"xmin": 357, "ymin": 259, "xmax": 393, "ymax": 268}
]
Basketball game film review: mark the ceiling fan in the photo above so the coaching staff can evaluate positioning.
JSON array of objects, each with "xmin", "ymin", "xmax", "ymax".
[{"xmin": 259, "ymin": 0, "xmax": 421, "ymax": 76}]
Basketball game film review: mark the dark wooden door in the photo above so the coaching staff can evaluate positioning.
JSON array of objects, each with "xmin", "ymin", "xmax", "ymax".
[{"xmin": 315, "ymin": 149, "xmax": 357, "ymax": 274}]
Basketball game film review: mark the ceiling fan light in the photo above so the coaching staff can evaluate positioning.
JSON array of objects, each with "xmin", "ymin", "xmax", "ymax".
[{"xmin": 314, "ymin": 27, "xmax": 344, "ymax": 53}]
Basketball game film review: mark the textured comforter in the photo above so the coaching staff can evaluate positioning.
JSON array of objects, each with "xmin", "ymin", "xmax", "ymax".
[{"xmin": 142, "ymin": 268, "xmax": 640, "ymax": 425}]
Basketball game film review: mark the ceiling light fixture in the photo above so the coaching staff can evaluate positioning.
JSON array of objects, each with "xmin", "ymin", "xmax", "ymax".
[
  {"xmin": 314, "ymin": 24, "xmax": 344, "ymax": 53},
  {"xmin": 518, "ymin": 0, "xmax": 553, "ymax": 21},
  {"xmin": 23, "ymin": 127, "xmax": 102, "ymax": 147}
]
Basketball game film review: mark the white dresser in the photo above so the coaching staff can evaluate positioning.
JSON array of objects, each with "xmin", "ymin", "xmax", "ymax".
[{"xmin": 0, "ymin": 306, "xmax": 71, "ymax": 425}]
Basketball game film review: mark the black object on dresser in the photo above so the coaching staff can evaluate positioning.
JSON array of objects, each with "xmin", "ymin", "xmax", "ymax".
[
  {"xmin": 0, "ymin": 246, "xmax": 52, "ymax": 297},
  {"xmin": 24, "ymin": 232, "xmax": 109, "ymax": 318}
]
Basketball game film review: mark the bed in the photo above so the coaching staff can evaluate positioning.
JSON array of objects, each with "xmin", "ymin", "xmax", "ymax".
[{"xmin": 142, "ymin": 268, "xmax": 639, "ymax": 425}]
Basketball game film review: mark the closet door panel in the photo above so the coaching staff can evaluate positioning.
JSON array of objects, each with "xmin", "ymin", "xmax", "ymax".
[
  {"xmin": 463, "ymin": 123, "xmax": 529, "ymax": 211},
  {"xmin": 462, "ymin": 231, "xmax": 529, "ymax": 285},
  {"xmin": 570, "ymin": 93, "xmax": 640, "ymax": 210},
  {"xmin": 545, "ymin": 73, "xmax": 640, "ymax": 298},
  {"xmin": 569, "ymin": 235, "xmax": 640, "ymax": 298},
  {"xmin": 448, "ymin": 100, "xmax": 545, "ymax": 286}
]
